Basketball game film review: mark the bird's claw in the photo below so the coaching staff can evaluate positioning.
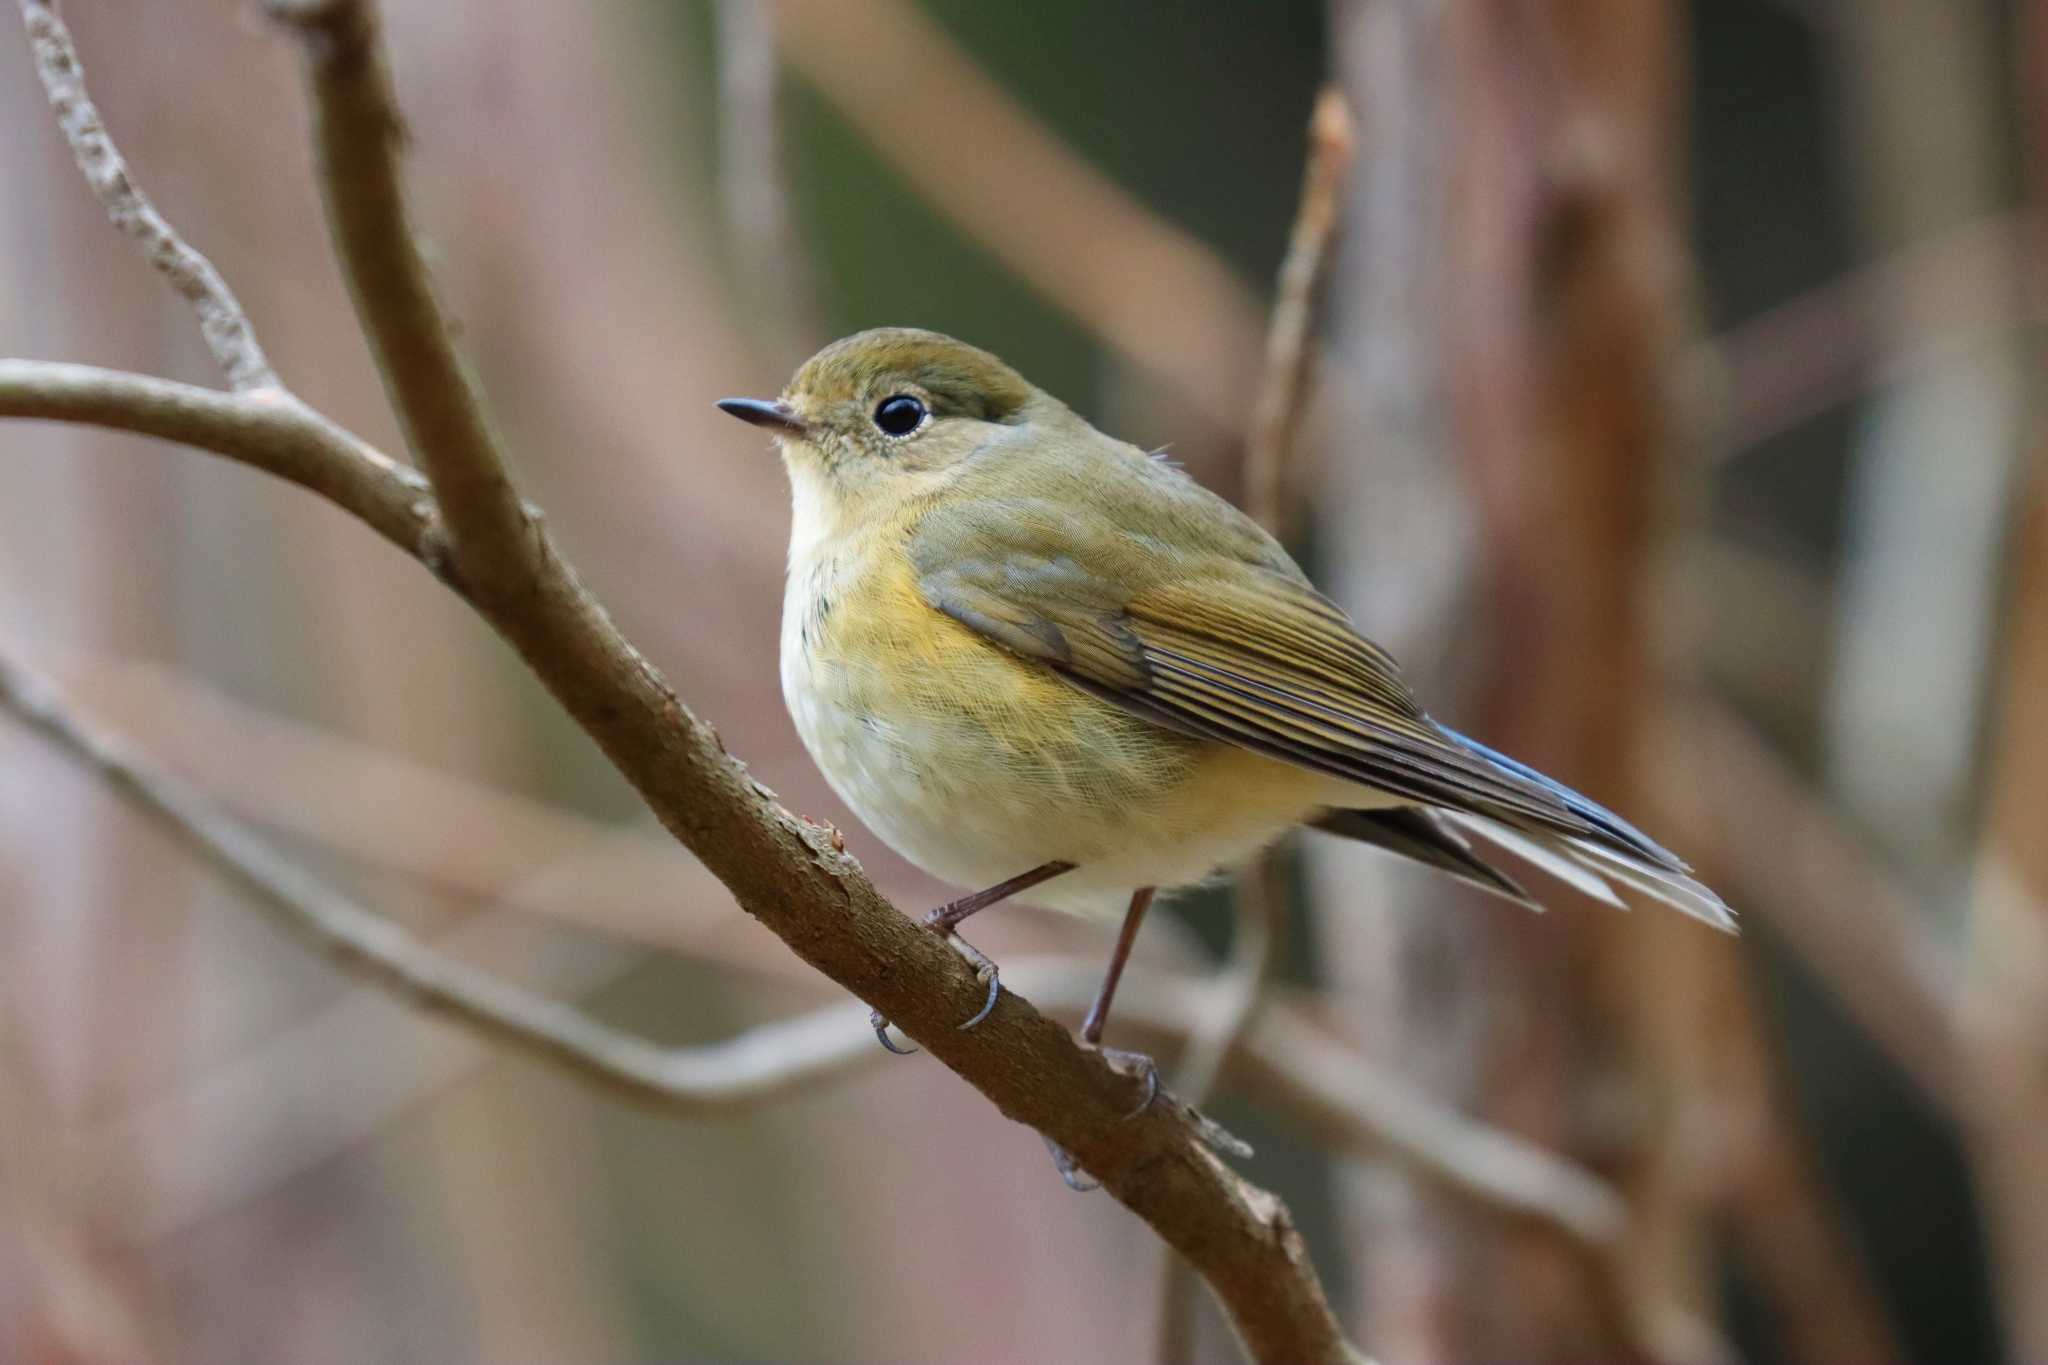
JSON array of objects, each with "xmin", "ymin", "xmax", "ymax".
[
  {"xmin": 1042, "ymin": 1136, "xmax": 1100, "ymax": 1193},
  {"xmin": 1087, "ymin": 1044, "xmax": 1161, "ymax": 1118},
  {"xmin": 869, "ymin": 928, "xmax": 1005, "ymax": 1056},
  {"xmin": 870, "ymin": 1009, "xmax": 917, "ymax": 1055},
  {"xmin": 958, "ymin": 956, "xmax": 1002, "ymax": 1030},
  {"xmin": 1036, "ymin": 1045, "xmax": 1254, "ymax": 1189},
  {"xmin": 931, "ymin": 924, "xmax": 1004, "ymax": 1031}
]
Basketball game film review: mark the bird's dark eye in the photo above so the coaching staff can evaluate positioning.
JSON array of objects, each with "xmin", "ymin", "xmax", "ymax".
[{"xmin": 872, "ymin": 394, "xmax": 927, "ymax": 437}]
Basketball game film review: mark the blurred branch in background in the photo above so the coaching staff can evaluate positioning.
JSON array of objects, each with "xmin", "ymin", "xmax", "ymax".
[
  {"xmin": 1695, "ymin": 210, "xmax": 2043, "ymax": 463},
  {"xmin": 1650, "ymin": 692, "xmax": 1964, "ymax": 1113},
  {"xmin": 713, "ymin": 0, "xmax": 822, "ymax": 366},
  {"xmin": 0, "ymin": 648, "xmax": 884, "ymax": 1108},
  {"xmin": 1822, "ymin": 0, "xmax": 2024, "ymax": 876},
  {"xmin": 1646, "ymin": 692, "xmax": 1915, "ymax": 1363},
  {"xmin": 771, "ymin": 0, "xmax": 1267, "ymax": 440}
]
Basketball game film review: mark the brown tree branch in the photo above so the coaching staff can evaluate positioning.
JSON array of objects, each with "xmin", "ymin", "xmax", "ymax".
[
  {"xmin": 713, "ymin": 0, "xmax": 822, "ymax": 366},
  {"xmin": 0, "ymin": 646, "xmax": 877, "ymax": 1112},
  {"xmin": 265, "ymin": 0, "xmax": 525, "ymax": 586},
  {"xmin": 17, "ymin": 0, "xmax": 278, "ymax": 392},
  {"xmin": 0, "ymin": 361, "xmax": 439, "ymax": 560},
  {"xmin": 6, "ymin": 2, "xmax": 1356, "ymax": 1356}
]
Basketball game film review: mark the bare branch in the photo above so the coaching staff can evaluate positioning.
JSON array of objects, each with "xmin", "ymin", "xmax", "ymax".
[
  {"xmin": 0, "ymin": 359, "xmax": 439, "ymax": 560},
  {"xmin": 16, "ymin": 0, "xmax": 278, "ymax": 391},
  {"xmin": 1243, "ymin": 87, "xmax": 1355, "ymax": 538},
  {"xmin": 263, "ymin": 0, "xmax": 526, "ymax": 589},
  {"xmin": 0, "ymin": 646, "xmax": 880, "ymax": 1111},
  {"xmin": 714, "ymin": 0, "xmax": 822, "ymax": 365}
]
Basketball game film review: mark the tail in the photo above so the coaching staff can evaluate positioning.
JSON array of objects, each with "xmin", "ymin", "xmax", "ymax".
[{"xmin": 1321, "ymin": 728, "xmax": 1738, "ymax": 934}]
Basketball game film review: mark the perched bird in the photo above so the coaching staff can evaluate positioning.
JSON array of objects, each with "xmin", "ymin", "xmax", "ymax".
[{"xmin": 720, "ymin": 328, "xmax": 1733, "ymax": 1071}]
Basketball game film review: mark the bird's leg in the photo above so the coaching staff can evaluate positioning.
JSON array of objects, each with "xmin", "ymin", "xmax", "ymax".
[
  {"xmin": 1077, "ymin": 887, "xmax": 1160, "ymax": 1114},
  {"xmin": 869, "ymin": 859, "xmax": 1076, "ymax": 1053},
  {"xmin": 1040, "ymin": 886, "xmax": 1166, "ymax": 1189}
]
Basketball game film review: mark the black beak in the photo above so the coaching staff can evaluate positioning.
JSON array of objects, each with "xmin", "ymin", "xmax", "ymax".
[{"xmin": 716, "ymin": 397, "xmax": 808, "ymax": 437}]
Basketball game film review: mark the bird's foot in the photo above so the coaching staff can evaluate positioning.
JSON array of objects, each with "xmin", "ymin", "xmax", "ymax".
[
  {"xmin": 1084, "ymin": 1043, "xmax": 1161, "ymax": 1118},
  {"xmin": 1040, "ymin": 1044, "xmax": 1255, "ymax": 1191},
  {"xmin": 868, "ymin": 925, "xmax": 1005, "ymax": 1055},
  {"xmin": 1042, "ymin": 1135, "xmax": 1099, "ymax": 1192}
]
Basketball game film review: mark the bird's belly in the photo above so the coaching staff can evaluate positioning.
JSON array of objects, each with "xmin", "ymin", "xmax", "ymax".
[{"xmin": 782, "ymin": 561, "xmax": 1343, "ymax": 918}]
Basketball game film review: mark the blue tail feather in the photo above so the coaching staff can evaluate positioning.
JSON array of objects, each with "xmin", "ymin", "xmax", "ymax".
[{"xmin": 1438, "ymin": 726, "xmax": 1686, "ymax": 871}]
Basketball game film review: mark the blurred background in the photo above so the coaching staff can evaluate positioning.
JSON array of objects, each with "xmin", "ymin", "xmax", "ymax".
[{"xmin": 0, "ymin": 0, "xmax": 2040, "ymax": 1361}]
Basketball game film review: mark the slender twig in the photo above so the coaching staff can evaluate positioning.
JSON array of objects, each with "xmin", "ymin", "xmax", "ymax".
[
  {"xmin": 10, "ymin": 3, "xmax": 1357, "ymax": 1355},
  {"xmin": 17, "ymin": 0, "xmax": 277, "ymax": 392},
  {"xmin": 1243, "ymin": 87, "xmax": 1355, "ymax": 539},
  {"xmin": 0, "ymin": 646, "xmax": 876, "ymax": 1110}
]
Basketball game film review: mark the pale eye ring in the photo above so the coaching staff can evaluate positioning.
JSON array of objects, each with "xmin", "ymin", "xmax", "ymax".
[{"xmin": 872, "ymin": 394, "xmax": 927, "ymax": 438}]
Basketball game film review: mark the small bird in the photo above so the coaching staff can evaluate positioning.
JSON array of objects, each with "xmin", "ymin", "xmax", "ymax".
[{"xmin": 720, "ymin": 328, "xmax": 1733, "ymax": 1073}]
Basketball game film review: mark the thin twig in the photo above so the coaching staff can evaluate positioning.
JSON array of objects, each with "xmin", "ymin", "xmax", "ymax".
[
  {"xmin": 1243, "ymin": 87, "xmax": 1355, "ymax": 538},
  {"xmin": 17, "ymin": 0, "xmax": 277, "ymax": 392},
  {"xmin": 0, "ymin": 646, "xmax": 874, "ymax": 1111}
]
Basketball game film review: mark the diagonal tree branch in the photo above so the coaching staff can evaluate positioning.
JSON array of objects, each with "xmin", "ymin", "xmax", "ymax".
[{"xmin": 8, "ymin": 1, "xmax": 1357, "ymax": 1356}]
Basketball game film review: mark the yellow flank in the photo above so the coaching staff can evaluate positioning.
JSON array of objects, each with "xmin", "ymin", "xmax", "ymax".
[{"xmin": 785, "ymin": 514, "xmax": 1341, "ymax": 917}]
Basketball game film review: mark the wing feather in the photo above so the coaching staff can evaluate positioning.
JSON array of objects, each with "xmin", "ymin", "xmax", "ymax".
[{"xmin": 907, "ymin": 482, "xmax": 1703, "ymax": 887}]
